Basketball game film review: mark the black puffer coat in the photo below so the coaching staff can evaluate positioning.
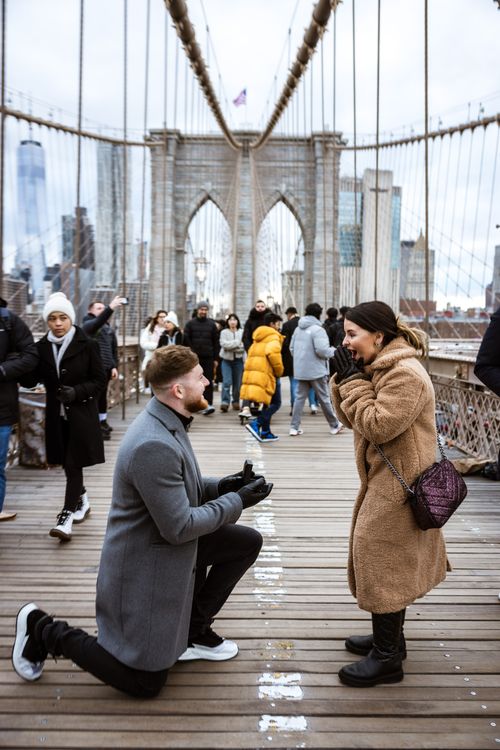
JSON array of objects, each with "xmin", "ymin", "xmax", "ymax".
[
  {"xmin": 281, "ymin": 315, "xmax": 299, "ymax": 377},
  {"xmin": 474, "ymin": 307, "xmax": 500, "ymax": 396},
  {"xmin": 242, "ymin": 307, "xmax": 271, "ymax": 351},
  {"xmin": 21, "ymin": 327, "xmax": 106, "ymax": 468},
  {"xmin": 183, "ymin": 317, "xmax": 219, "ymax": 361},
  {"xmin": 0, "ymin": 310, "xmax": 38, "ymax": 426}
]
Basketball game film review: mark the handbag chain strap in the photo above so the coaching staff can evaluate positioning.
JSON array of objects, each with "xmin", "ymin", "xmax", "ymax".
[{"xmin": 374, "ymin": 437, "xmax": 446, "ymax": 497}]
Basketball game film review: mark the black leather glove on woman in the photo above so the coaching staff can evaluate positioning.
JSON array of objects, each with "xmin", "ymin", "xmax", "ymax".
[
  {"xmin": 332, "ymin": 347, "xmax": 365, "ymax": 384},
  {"xmin": 237, "ymin": 477, "xmax": 273, "ymax": 509}
]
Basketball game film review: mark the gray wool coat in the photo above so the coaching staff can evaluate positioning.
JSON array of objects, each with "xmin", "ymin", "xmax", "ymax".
[{"xmin": 95, "ymin": 397, "xmax": 243, "ymax": 671}]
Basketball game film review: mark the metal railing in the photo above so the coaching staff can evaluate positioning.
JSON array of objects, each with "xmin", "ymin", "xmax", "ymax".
[{"xmin": 432, "ymin": 373, "xmax": 500, "ymax": 461}]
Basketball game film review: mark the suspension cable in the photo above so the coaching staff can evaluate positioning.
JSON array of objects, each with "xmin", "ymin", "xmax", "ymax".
[
  {"xmin": 351, "ymin": 0, "xmax": 359, "ymax": 302},
  {"xmin": 121, "ymin": 0, "xmax": 128, "ymax": 420},
  {"xmin": 136, "ymin": 0, "xmax": 151, "ymax": 403},
  {"xmin": 374, "ymin": 0, "xmax": 381, "ymax": 299},
  {"xmin": 0, "ymin": 0, "xmax": 6, "ymax": 296},
  {"xmin": 74, "ymin": 0, "xmax": 84, "ymax": 311},
  {"xmin": 424, "ymin": 0, "xmax": 430, "ymax": 363}
]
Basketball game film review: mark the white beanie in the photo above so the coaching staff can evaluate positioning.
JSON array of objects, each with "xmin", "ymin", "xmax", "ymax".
[
  {"xmin": 165, "ymin": 310, "xmax": 179, "ymax": 327},
  {"xmin": 42, "ymin": 292, "xmax": 76, "ymax": 324}
]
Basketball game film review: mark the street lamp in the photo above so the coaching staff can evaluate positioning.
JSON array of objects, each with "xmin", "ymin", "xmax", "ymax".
[{"xmin": 193, "ymin": 256, "xmax": 210, "ymax": 300}]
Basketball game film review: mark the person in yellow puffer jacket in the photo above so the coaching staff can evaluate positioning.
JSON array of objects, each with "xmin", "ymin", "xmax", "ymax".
[{"xmin": 240, "ymin": 312, "xmax": 284, "ymax": 442}]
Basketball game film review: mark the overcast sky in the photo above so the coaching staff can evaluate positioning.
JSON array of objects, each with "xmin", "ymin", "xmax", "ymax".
[{"xmin": 5, "ymin": 0, "xmax": 500, "ymax": 306}]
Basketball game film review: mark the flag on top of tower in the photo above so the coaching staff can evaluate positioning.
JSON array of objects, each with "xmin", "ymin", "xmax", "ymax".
[{"xmin": 233, "ymin": 88, "xmax": 247, "ymax": 107}]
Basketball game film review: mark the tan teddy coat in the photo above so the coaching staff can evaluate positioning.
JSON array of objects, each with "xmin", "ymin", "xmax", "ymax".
[{"xmin": 330, "ymin": 337, "xmax": 448, "ymax": 613}]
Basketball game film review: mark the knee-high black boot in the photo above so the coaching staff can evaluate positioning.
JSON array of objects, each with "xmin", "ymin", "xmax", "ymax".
[
  {"xmin": 344, "ymin": 608, "xmax": 407, "ymax": 659},
  {"xmin": 338, "ymin": 610, "xmax": 405, "ymax": 687}
]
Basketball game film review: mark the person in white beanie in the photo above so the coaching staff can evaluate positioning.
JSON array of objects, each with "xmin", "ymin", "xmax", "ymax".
[
  {"xmin": 20, "ymin": 293, "xmax": 106, "ymax": 541},
  {"xmin": 157, "ymin": 312, "xmax": 183, "ymax": 348},
  {"xmin": 139, "ymin": 310, "xmax": 168, "ymax": 393}
]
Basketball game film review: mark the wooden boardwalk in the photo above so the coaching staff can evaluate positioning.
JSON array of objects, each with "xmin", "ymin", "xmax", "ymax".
[{"xmin": 1, "ymin": 388, "xmax": 500, "ymax": 749}]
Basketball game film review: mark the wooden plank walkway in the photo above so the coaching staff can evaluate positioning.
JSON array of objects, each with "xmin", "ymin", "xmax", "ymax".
[{"xmin": 1, "ymin": 386, "xmax": 500, "ymax": 749}]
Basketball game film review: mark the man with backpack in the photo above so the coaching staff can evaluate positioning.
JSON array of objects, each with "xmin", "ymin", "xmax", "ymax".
[{"xmin": 0, "ymin": 298, "xmax": 38, "ymax": 521}]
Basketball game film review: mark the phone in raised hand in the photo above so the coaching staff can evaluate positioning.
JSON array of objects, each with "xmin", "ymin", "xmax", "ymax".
[{"xmin": 242, "ymin": 459, "xmax": 254, "ymax": 483}]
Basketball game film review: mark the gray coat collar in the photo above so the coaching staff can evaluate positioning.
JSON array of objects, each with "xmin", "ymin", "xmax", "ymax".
[{"xmin": 145, "ymin": 397, "xmax": 202, "ymax": 496}]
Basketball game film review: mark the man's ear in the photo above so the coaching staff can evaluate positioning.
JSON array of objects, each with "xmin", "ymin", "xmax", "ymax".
[{"xmin": 171, "ymin": 382, "xmax": 183, "ymax": 400}]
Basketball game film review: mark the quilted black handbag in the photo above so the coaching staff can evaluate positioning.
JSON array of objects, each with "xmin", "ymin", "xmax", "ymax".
[{"xmin": 374, "ymin": 440, "xmax": 468, "ymax": 530}]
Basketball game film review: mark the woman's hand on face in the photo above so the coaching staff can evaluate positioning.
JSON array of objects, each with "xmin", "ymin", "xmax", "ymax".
[{"xmin": 333, "ymin": 347, "xmax": 365, "ymax": 384}]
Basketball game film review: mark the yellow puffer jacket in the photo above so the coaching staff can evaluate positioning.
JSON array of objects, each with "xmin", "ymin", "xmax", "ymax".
[{"xmin": 240, "ymin": 326, "xmax": 284, "ymax": 405}]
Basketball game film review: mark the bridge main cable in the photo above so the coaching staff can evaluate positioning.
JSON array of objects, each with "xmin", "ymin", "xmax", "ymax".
[{"xmin": 164, "ymin": 0, "xmax": 341, "ymax": 151}]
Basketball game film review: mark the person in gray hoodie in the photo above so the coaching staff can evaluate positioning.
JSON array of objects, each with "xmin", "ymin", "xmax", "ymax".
[{"xmin": 289, "ymin": 302, "xmax": 343, "ymax": 436}]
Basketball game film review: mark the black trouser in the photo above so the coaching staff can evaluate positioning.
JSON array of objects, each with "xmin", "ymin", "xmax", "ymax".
[
  {"xmin": 33, "ymin": 524, "xmax": 262, "ymax": 697},
  {"xmin": 188, "ymin": 523, "xmax": 263, "ymax": 639},
  {"xmin": 35, "ymin": 617, "xmax": 168, "ymax": 698},
  {"xmin": 198, "ymin": 357, "xmax": 214, "ymax": 405},
  {"xmin": 61, "ymin": 418, "xmax": 84, "ymax": 513},
  {"xmin": 97, "ymin": 369, "xmax": 113, "ymax": 415}
]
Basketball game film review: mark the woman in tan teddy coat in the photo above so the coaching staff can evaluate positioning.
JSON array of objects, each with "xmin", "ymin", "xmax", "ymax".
[{"xmin": 330, "ymin": 300, "xmax": 448, "ymax": 688}]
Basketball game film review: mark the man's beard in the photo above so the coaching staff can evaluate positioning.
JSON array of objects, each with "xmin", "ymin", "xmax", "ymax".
[{"xmin": 185, "ymin": 394, "xmax": 208, "ymax": 413}]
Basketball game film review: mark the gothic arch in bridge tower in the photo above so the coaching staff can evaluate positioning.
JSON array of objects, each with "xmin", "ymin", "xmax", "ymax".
[
  {"xmin": 256, "ymin": 192, "xmax": 307, "ymax": 312},
  {"xmin": 148, "ymin": 130, "xmax": 341, "ymax": 322}
]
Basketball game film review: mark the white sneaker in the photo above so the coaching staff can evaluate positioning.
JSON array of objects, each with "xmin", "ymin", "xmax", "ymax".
[
  {"xmin": 12, "ymin": 603, "xmax": 45, "ymax": 681},
  {"xmin": 239, "ymin": 406, "xmax": 251, "ymax": 418},
  {"xmin": 310, "ymin": 404, "xmax": 318, "ymax": 414},
  {"xmin": 289, "ymin": 428, "xmax": 304, "ymax": 436},
  {"xmin": 200, "ymin": 405, "xmax": 215, "ymax": 415},
  {"xmin": 72, "ymin": 493, "xmax": 90, "ymax": 524},
  {"xmin": 330, "ymin": 423, "xmax": 344, "ymax": 435},
  {"xmin": 178, "ymin": 639, "xmax": 239, "ymax": 662},
  {"xmin": 49, "ymin": 510, "xmax": 73, "ymax": 541}
]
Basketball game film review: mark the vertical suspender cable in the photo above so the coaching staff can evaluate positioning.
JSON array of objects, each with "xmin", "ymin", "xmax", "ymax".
[
  {"xmin": 0, "ymin": 0, "xmax": 6, "ymax": 297},
  {"xmin": 374, "ymin": 0, "xmax": 381, "ymax": 299},
  {"xmin": 320, "ymin": 36, "xmax": 327, "ymax": 311},
  {"xmin": 137, "ymin": 0, "xmax": 150, "ymax": 403},
  {"xmin": 352, "ymin": 0, "xmax": 359, "ymax": 302},
  {"xmin": 332, "ymin": 9, "xmax": 338, "ymax": 304},
  {"xmin": 424, "ymin": 0, "xmax": 430, "ymax": 365},
  {"xmin": 121, "ymin": 0, "xmax": 128, "ymax": 419},
  {"xmin": 74, "ymin": 0, "xmax": 84, "ymax": 312},
  {"xmin": 161, "ymin": 13, "xmax": 169, "ymax": 310}
]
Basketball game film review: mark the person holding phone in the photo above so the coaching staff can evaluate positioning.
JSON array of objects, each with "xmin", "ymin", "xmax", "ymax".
[{"xmin": 13, "ymin": 345, "xmax": 273, "ymax": 698}]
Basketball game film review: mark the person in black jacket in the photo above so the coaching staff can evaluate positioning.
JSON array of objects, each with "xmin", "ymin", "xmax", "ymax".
[
  {"xmin": 82, "ymin": 296, "xmax": 124, "ymax": 439},
  {"xmin": 157, "ymin": 312, "xmax": 183, "ymax": 348},
  {"xmin": 21, "ymin": 293, "xmax": 106, "ymax": 542},
  {"xmin": 182, "ymin": 301, "xmax": 219, "ymax": 415},
  {"xmin": 474, "ymin": 306, "xmax": 500, "ymax": 480},
  {"xmin": 0, "ymin": 299, "xmax": 39, "ymax": 522},
  {"xmin": 242, "ymin": 300, "xmax": 271, "ymax": 351}
]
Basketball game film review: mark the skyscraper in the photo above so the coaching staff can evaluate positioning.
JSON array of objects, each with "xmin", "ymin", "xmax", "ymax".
[
  {"xmin": 337, "ymin": 170, "xmax": 401, "ymax": 309},
  {"xmin": 95, "ymin": 143, "xmax": 136, "ymax": 288},
  {"xmin": 15, "ymin": 140, "xmax": 48, "ymax": 306}
]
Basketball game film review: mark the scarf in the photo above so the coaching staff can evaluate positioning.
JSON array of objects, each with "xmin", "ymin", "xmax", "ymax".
[
  {"xmin": 47, "ymin": 326, "xmax": 76, "ymax": 376},
  {"xmin": 47, "ymin": 326, "xmax": 76, "ymax": 418}
]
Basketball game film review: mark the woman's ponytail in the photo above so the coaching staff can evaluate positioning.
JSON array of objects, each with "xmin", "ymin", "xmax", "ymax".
[{"xmin": 396, "ymin": 317, "xmax": 428, "ymax": 355}]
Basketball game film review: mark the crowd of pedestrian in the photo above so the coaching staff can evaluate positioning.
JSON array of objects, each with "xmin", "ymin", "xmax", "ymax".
[{"xmin": 1, "ymin": 289, "xmax": 498, "ymax": 697}]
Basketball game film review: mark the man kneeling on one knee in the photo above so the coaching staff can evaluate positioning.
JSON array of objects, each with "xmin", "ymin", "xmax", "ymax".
[{"xmin": 12, "ymin": 345, "xmax": 272, "ymax": 698}]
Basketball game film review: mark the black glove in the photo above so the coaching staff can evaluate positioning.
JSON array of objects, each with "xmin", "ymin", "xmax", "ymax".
[
  {"xmin": 237, "ymin": 477, "xmax": 273, "ymax": 509},
  {"xmin": 332, "ymin": 347, "xmax": 364, "ymax": 384},
  {"xmin": 57, "ymin": 385, "xmax": 76, "ymax": 404},
  {"xmin": 218, "ymin": 468, "xmax": 264, "ymax": 494}
]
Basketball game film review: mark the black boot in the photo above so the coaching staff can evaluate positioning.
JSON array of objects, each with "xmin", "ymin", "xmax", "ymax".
[
  {"xmin": 338, "ymin": 610, "xmax": 405, "ymax": 687},
  {"xmin": 345, "ymin": 608, "xmax": 407, "ymax": 659}
]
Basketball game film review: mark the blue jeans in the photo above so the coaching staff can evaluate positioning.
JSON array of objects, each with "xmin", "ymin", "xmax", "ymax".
[
  {"xmin": 289, "ymin": 377, "xmax": 317, "ymax": 407},
  {"xmin": 221, "ymin": 359, "xmax": 243, "ymax": 405},
  {"xmin": 0, "ymin": 424, "xmax": 12, "ymax": 512},
  {"xmin": 257, "ymin": 380, "xmax": 281, "ymax": 434}
]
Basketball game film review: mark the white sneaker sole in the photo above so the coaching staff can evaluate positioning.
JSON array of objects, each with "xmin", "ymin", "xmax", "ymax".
[
  {"xmin": 49, "ymin": 527, "xmax": 72, "ymax": 541},
  {"xmin": 244, "ymin": 423, "xmax": 263, "ymax": 442},
  {"xmin": 177, "ymin": 640, "xmax": 239, "ymax": 662},
  {"xmin": 12, "ymin": 603, "xmax": 44, "ymax": 681}
]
